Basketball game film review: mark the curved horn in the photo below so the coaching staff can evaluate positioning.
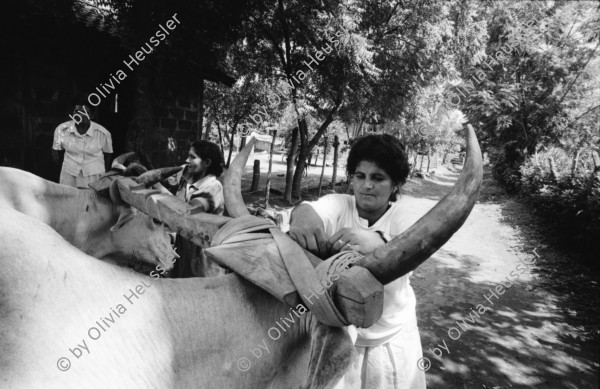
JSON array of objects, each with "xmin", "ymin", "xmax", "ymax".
[
  {"xmin": 355, "ymin": 124, "xmax": 483, "ymax": 284},
  {"xmin": 111, "ymin": 152, "xmax": 137, "ymax": 168},
  {"xmin": 223, "ymin": 137, "xmax": 257, "ymax": 217},
  {"xmin": 135, "ymin": 166, "xmax": 183, "ymax": 188}
]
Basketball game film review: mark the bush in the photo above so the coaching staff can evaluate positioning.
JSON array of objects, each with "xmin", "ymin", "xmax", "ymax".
[
  {"xmin": 520, "ymin": 150, "xmax": 600, "ymax": 261},
  {"xmin": 489, "ymin": 146, "xmax": 523, "ymax": 193}
]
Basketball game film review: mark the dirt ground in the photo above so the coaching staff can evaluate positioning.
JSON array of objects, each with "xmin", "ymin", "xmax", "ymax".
[
  {"xmin": 407, "ymin": 166, "xmax": 599, "ymax": 389},
  {"xmin": 243, "ymin": 163, "xmax": 600, "ymax": 388}
]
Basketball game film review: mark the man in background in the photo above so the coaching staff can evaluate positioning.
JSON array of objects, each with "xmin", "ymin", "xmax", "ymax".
[{"xmin": 52, "ymin": 101, "xmax": 113, "ymax": 188}]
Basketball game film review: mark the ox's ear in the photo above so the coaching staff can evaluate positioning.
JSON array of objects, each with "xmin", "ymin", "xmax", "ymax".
[
  {"xmin": 303, "ymin": 322, "xmax": 355, "ymax": 389},
  {"xmin": 110, "ymin": 207, "xmax": 137, "ymax": 231}
]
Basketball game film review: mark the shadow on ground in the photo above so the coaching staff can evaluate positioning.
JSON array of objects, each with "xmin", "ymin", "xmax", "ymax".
[
  {"xmin": 414, "ymin": 248, "xmax": 598, "ymax": 389},
  {"xmin": 411, "ymin": 166, "xmax": 599, "ymax": 389}
]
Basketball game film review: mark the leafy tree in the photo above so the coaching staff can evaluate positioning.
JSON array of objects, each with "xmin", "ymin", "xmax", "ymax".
[{"xmin": 450, "ymin": 0, "xmax": 600, "ymax": 189}]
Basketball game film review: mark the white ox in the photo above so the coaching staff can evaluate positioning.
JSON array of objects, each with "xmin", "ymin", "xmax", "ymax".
[
  {"xmin": 0, "ymin": 166, "xmax": 178, "ymax": 272},
  {"xmin": 0, "ymin": 127, "xmax": 482, "ymax": 388}
]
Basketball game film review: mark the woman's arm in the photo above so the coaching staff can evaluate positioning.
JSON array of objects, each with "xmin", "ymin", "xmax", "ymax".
[
  {"xmin": 326, "ymin": 228, "xmax": 387, "ymax": 255},
  {"xmin": 289, "ymin": 204, "xmax": 329, "ymax": 258}
]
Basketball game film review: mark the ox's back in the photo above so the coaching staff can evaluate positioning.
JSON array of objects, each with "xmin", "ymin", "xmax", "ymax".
[
  {"xmin": 0, "ymin": 167, "xmax": 114, "ymax": 244},
  {"xmin": 0, "ymin": 167, "xmax": 175, "ymax": 270},
  {"xmin": 0, "ymin": 207, "xmax": 353, "ymax": 388}
]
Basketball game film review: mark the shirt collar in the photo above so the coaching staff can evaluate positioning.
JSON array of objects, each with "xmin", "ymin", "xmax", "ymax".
[
  {"xmin": 187, "ymin": 174, "xmax": 215, "ymax": 190},
  {"xmin": 67, "ymin": 121, "xmax": 96, "ymax": 136},
  {"xmin": 352, "ymin": 196, "xmax": 392, "ymax": 228}
]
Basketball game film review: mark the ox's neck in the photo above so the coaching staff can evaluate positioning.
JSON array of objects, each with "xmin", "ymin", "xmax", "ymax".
[
  {"xmin": 43, "ymin": 187, "xmax": 120, "ymax": 260},
  {"xmin": 157, "ymin": 275, "xmax": 315, "ymax": 388}
]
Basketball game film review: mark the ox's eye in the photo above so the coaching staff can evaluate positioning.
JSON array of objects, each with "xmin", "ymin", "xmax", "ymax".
[{"xmin": 152, "ymin": 218, "xmax": 162, "ymax": 225}]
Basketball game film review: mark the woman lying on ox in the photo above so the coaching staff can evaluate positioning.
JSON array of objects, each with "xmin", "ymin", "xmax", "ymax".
[
  {"xmin": 170, "ymin": 140, "xmax": 230, "ymax": 278},
  {"xmin": 289, "ymin": 134, "xmax": 426, "ymax": 389}
]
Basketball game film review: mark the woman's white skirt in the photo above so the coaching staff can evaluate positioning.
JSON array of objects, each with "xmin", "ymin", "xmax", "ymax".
[{"xmin": 334, "ymin": 325, "xmax": 426, "ymax": 389}]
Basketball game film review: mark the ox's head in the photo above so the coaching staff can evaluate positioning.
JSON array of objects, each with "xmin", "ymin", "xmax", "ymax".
[
  {"xmin": 92, "ymin": 155, "xmax": 180, "ymax": 273},
  {"xmin": 109, "ymin": 205, "xmax": 178, "ymax": 274}
]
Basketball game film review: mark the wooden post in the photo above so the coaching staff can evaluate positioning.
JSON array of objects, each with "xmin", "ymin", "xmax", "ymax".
[
  {"xmin": 318, "ymin": 137, "xmax": 328, "ymax": 197},
  {"xmin": 265, "ymin": 130, "xmax": 277, "ymax": 208},
  {"xmin": 250, "ymin": 159, "xmax": 260, "ymax": 192},
  {"xmin": 330, "ymin": 135, "xmax": 339, "ymax": 189}
]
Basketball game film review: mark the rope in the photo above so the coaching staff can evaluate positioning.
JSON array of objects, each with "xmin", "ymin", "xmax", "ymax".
[{"xmin": 213, "ymin": 215, "xmax": 365, "ymax": 327}]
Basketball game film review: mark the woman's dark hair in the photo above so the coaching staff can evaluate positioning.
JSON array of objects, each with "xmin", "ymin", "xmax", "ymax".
[
  {"xmin": 190, "ymin": 140, "xmax": 224, "ymax": 177},
  {"xmin": 346, "ymin": 134, "xmax": 410, "ymax": 200}
]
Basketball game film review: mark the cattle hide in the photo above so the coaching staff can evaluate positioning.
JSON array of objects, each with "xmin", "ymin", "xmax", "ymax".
[{"xmin": 0, "ymin": 207, "xmax": 354, "ymax": 389}]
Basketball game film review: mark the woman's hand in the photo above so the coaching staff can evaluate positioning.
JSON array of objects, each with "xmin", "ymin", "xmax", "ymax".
[
  {"xmin": 289, "ymin": 204, "xmax": 328, "ymax": 258},
  {"xmin": 327, "ymin": 228, "xmax": 386, "ymax": 255}
]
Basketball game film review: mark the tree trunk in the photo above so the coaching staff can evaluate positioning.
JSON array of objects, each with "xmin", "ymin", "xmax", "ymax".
[
  {"xmin": 217, "ymin": 121, "xmax": 225, "ymax": 161},
  {"xmin": 318, "ymin": 137, "xmax": 328, "ymax": 197},
  {"xmin": 291, "ymin": 101, "xmax": 340, "ymax": 198},
  {"xmin": 548, "ymin": 156, "xmax": 558, "ymax": 181},
  {"xmin": 226, "ymin": 126, "xmax": 237, "ymax": 168},
  {"xmin": 571, "ymin": 148, "xmax": 582, "ymax": 174},
  {"xmin": 203, "ymin": 114, "xmax": 212, "ymax": 140},
  {"xmin": 593, "ymin": 150, "xmax": 600, "ymax": 173},
  {"xmin": 330, "ymin": 135, "xmax": 339, "ymax": 189},
  {"xmin": 419, "ymin": 153, "xmax": 425, "ymax": 171},
  {"xmin": 410, "ymin": 153, "xmax": 418, "ymax": 178},
  {"xmin": 196, "ymin": 81, "xmax": 204, "ymax": 141},
  {"xmin": 284, "ymin": 127, "xmax": 299, "ymax": 203},
  {"xmin": 291, "ymin": 118, "xmax": 309, "ymax": 199},
  {"xmin": 265, "ymin": 130, "xmax": 277, "ymax": 208},
  {"xmin": 426, "ymin": 153, "xmax": 431, "ymax": 172}
]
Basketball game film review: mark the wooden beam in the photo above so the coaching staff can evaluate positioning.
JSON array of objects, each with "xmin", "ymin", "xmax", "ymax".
[{"xmin": 112, "ymin": 176, "xmax": 383, "ymax": 327}]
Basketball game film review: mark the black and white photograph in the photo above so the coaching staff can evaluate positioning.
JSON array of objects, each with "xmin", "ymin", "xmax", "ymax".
[{"xmin": 0, "ymin": 0, "xmax": 599, "ymax": 388}]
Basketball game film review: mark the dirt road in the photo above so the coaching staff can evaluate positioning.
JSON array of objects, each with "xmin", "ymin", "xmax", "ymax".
[
  {"xmin": 243, "ymin": 160, "xmax": 599, "ymax": 388},
  {"xmin": 406, "ymin": 166, "xmax": 599, "ymax": 389}
]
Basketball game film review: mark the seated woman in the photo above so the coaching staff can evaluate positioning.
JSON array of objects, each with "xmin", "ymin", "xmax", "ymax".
[
  {"xmin": 171, "ymin": 140, "xmax": 229, "ymax": 278},
  {"xmin": 289, "ymin": 134, "xmax": 426, "ymax": 389}
]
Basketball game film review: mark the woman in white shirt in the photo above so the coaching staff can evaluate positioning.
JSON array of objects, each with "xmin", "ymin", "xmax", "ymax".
[
  {"xmin": 171, "ymin": 140, "xmax": 227, "ymax": 278},
  {"xmin": 289, "ymin": 134, "xmax": 426, "ymax": 389}
]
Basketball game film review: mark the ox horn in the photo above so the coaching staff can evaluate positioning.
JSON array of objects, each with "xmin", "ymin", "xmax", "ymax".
[
  {"xmin": 223, "ymin": 137, "xmax": 257, "ymax": 217},
  {"xmin": 354, "ymin": 124, "xmax": 483, "ymax": 285},
  {"xmin": 111, "ymin": 152, "xmax": 137, "ymax": 170},
  {"xmin": 135, "ymin": 166, "xmax": 183, "ymax": 188}
]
